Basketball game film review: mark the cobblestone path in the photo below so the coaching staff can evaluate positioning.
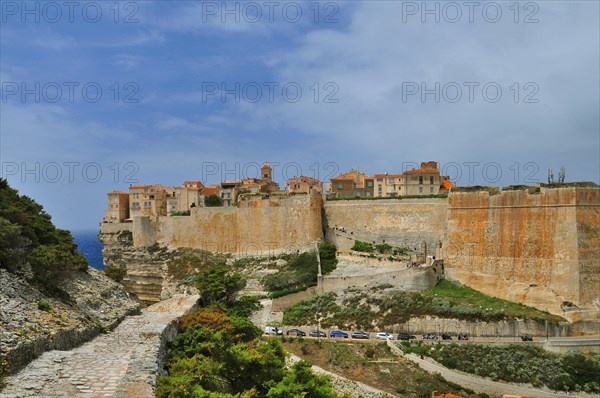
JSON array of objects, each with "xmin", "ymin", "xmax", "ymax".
[{"xmin": 1, "ymin": 295, "xmax": 199, "ymax": 398}]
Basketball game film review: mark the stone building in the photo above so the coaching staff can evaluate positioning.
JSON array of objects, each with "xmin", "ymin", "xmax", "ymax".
[
  {"xmin": 403, "ymin": 161, "xmax": 443, "ymax": 195},
  {"xmin": 129, "ymin": 184, "xmax": 171, "ymax": 217},
  {"xmin": 329, "ymin": 169, "xmax": 370, "ymax": 197},
  {"xmin": 198, "ymin": 185, "xmax": 220, "ymax": 206},
  {"xmin": 329, "ymin": 161, "xmax": 453, "ymax": 198},
  {"xmin": 220, "ymin": 162, "xmax": 280, "ymax": 206},
  {"xmin": 103, "ymin": 191, "xmax": 129, "ymax": 223},
  {"xmin": 373, "ymin": 173, "xmax": 404, "ymax": 197},
  {"xmin": 286, "ymin": 176, "xmax": 323, "ymax": 194}
]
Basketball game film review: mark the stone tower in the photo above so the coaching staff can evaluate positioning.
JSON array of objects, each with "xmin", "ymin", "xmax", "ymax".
[{"xmin": 261, "ymin": 162, "xmax": 272, "ymax": 182}]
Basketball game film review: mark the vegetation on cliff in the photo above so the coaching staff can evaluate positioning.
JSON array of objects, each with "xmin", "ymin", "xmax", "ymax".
[
  {"xmin": 400, "ymin": 342, "xmax": 600, "ymax": 393},
  {"xmin": 260, "ymin": 243, "xmax": 338, "ymax": 298},
  {"xmin": 282, "ymin": 339, "xmax": 485, "ymax": 398},
  {"xmin": 283, "ymin": 280, "xmax": 563, "ymax": 329},
  {"xmin": 0, "ymin": 179, "xmax": 87, "ymax": 287},
  {"xmin": 156, "ymin": 265, "xmax": 343, "ymax": 398}
]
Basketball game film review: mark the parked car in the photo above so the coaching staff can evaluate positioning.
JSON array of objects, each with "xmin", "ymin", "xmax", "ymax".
[
  {"xmin": 286, "ymin": 328, "xmax": 306, "ymax": 336},
  {"xmin": 457, "ymin": 333, "xmax": 469, "ymax": 340},
  {"xmin": 441, "ymin": 333, "xmax": 453, "ymax": 340},
  {"xmin": 264, "ymin": 326, "xmax": 283, "ymax": 336},
  {"xmin": 398, "ymin": 333, "xmax": 416, "ymax": 340},
  {"xmin": 375, "ymin": 332, "xmax": 395, "ymax": 340},
  {"xmin": 421, "ymin": 334, "xmax": 438, "ymax": 340},
  {"xmin": 351, "ymin": 331, "xmax": 370, "ymax": 339},
  {"xmin": 520, "ymin": 334, "xmax": 533, "ymax": 341},
  {"xmin": 330, "ymin": 330, "xmax": 349, "ymax": 338},
  {"xmin": 309, "ymin": 330, "xmax": 327, "ymax": 337}
]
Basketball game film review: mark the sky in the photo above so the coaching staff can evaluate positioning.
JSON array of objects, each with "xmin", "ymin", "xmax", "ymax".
[{"xmin": 1, "ymin": 0, "xmax": 599, "ymax": 231}]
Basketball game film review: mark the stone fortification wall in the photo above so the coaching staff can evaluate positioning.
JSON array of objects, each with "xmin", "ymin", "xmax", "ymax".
[
  {"xmin": 443, "ymin": 187, "xmax": 600, "ymax": 326},
  {"xmin": 323, "ymin": 199, "xmax": 448, "ymax": 255},
  {"xmin": 135, "ymin": 193, "xmax": 323, "ymax": 254}
]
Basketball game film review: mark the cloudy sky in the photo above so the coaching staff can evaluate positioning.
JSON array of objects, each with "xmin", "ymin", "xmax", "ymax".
[{"xmin": 1, "ymin": 0, "xmax": 599, "ymax": 230}]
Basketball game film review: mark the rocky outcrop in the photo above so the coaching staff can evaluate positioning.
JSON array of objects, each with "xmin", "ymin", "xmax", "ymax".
[{"xmin": 0, "ymin": 268, "xmax": 140, "ymax": 376}]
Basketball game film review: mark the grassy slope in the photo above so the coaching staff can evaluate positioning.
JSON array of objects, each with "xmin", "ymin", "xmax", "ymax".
[
  {"xmin": 283, "ymin": 280, "xmax": 564, "ymax": 329},
  {"xmin": 424, "ymin": 280, "xmax": 564, "ymax": 322},
  {"xmin": 282, "ymin": 339, "xmax": 485, "ymax": 398}
]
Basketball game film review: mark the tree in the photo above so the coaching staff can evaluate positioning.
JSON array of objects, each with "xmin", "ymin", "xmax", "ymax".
[
  {"xmin": 318, "ymin": 243, "xmax": 338, "ymax": 275},
  {"xmin": 195, "ymin": 266, "xmax": 245, "ymax": 307},
  {"xmin": 267, "ymin": 360, "xmax": 339, "ymax": 398},
  {"xmin": 205, "ymin": 194, "xmax": 224, "ymax": 207}
]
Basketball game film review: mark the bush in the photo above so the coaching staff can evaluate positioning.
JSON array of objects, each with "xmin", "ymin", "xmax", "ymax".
[
  {"xmin": 319, "ymin": 242, "xmax": 338, "ymax": 275},
  {"xmin": 204, "ymin": 194, "xmax": 224, "ymax": 207},
  {"xmin": 104, "ymin": 266, "xmax": 126, "ymax": 282},
  {"xmin": 0, "ymin": 179, "xmax": 88, "ymax": 285},
  {"xmin": 375, "ymin": 243, "xmax": 392, "ymax": 254},
  {"xmin": 351, "ymin": 240, "xmax": 374, "ymax": 252},
  {"xmin": 37, "ymin": 300, "xmax": 52, "ymax": 312},
  {"xmin": 263, "ymin": 251, "xmax": 319, "ymax": 294}
]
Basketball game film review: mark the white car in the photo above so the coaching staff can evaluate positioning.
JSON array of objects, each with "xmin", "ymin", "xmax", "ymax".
[
  {"xmin": 264, "ymin": 326, "xmax": 283, "ymax": 336},
  {"xmin": 375, "ymin": 332, "xmax": 395, "ymax": 340}
]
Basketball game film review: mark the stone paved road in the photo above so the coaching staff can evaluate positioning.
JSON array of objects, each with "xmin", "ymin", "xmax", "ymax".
[{"xmin": 1, "ymin": 295, "xmax": 199, "ymax": 398}]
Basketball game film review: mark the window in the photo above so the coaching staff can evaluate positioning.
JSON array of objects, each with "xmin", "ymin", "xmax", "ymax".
[
  {"xmin": 132, "ymin": 202, "xmax": 140, "ymax": 208},
  {"xmin": 419, "ymin": 176, "xmax": 423, "ymax": 184},
  {"xmin": 430, "ymin": 176, "xmax": 434, "ymax": 185},
  {"xmin": 337, "ymin": 183, "xmax": 342, "ymax": 189},
  {"xmin": 430, "ymin": 187, "xmax": 434, "ymax": 193},
  {"xmin": 388, "ymin": 178, "xmax": 394, "ymax": 184},
  {"xmin": 367, "ymin": 181, "xmax": 373, "ymax": 187},
  {"xmin": 419, "ymin": 187, "xmax": 423, "ymax": 193},
  {"xmin": 366, "ymin": 192, "xmax": 371, "ymax": 197},
  {"xmin": 377, "ymin": 178, "xmax": 383, "ymax": 182},
  {"xmin": 144, "ymin": 201, "xmax": 151, "ymax": 207},
  {"xmin": 398, "ymin": 178, "xmax": 402, "ymax": 182}
]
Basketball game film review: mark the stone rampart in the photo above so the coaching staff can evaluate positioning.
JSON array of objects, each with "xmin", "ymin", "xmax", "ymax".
[{"xmin": 443, "ymin": 187, "xmax": 600, "ymax": 326}]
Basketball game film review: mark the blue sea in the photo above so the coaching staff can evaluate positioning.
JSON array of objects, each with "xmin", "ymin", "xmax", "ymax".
[{"xmin": 72, "ymin": 230, "xmax": 104, "ymax": 270}]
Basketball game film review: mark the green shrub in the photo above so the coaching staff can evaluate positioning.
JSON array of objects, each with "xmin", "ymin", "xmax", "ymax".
[
  {"xmin": 351, "ymin": 240, "xmax": 373, "ymax": 252},
  {"xmin": 204, "ymin": 194, "xmax": 224, "ymax": 207},
  {"xmin": 104, "ymin": 266, "xmax": 126, "ymax": 282},
  {"xmin": 375, "ymin": 243, "xmax": 392, "ymax": 254},
  {"xmin": 319, "ymin": 242, "xmax": 338, "ymax": 274},
  {"xmin": 37, "ymin": 300, "xmax": 52, "ymax": 312},
  {"xmin": 263, "ymin": 251, "xmax": 318, "ymax": 294}
]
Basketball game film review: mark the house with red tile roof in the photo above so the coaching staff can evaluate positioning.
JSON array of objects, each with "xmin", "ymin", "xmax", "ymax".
[
  {"xmin": 286, "ymin": 176, "xmax": 323, "ymax": 195},
  {"xmin": 329, "ymin": 169, "xmax": 370, "ymax": 197},
  {"xmin": 328, "ymin": 161, "xmax": 453, "ymax": 198}
]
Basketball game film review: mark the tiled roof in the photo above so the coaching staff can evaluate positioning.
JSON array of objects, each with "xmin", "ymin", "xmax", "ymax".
[
  {"xmin": 201, "ymin": 187, "xmax": 220, "ymax": 195},
  {"xmin": 373, "ymin": 173, "xmax": 403, "ymax": 179},
  {"xmin": 287, "ymin": 176, "xmax": 322, "ymax": 184},
  {"xmin": 404, "ymin": 168, "xmax": 439, "ymax": 175},
  {"xmin": 331, "ymin": 170, "xmax": 368, "ymax": 180},
  {"xmin": 441, "ymin": 180, "xmax": 454, "ymax": 189}
]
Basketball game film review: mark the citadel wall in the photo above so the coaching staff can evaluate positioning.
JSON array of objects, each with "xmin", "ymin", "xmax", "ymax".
[
  {"xmin": 100, "ymin": 187, "xmax": 599, "ymax": 326},
  {"xmin": 133, "ymin": 193, "xmax": 323, "ymax": 254},
  {"xmin": 443, "ymin": 187, "xmax": 599, "ymax": 327}
]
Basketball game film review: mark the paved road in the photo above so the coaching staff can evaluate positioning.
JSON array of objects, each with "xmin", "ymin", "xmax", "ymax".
[
  {"xmin": 1, "ymin": 295, "xmax": 199, "ymax": 398},
  {"xmin": 386, "ymin": 340, "xmax": 596, "ymax": 398}
]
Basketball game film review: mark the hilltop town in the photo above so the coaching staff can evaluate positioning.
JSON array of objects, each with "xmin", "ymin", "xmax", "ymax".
[{"xmin": 103, "ymin": 161, "xmax": 454, "ymax": 222}]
